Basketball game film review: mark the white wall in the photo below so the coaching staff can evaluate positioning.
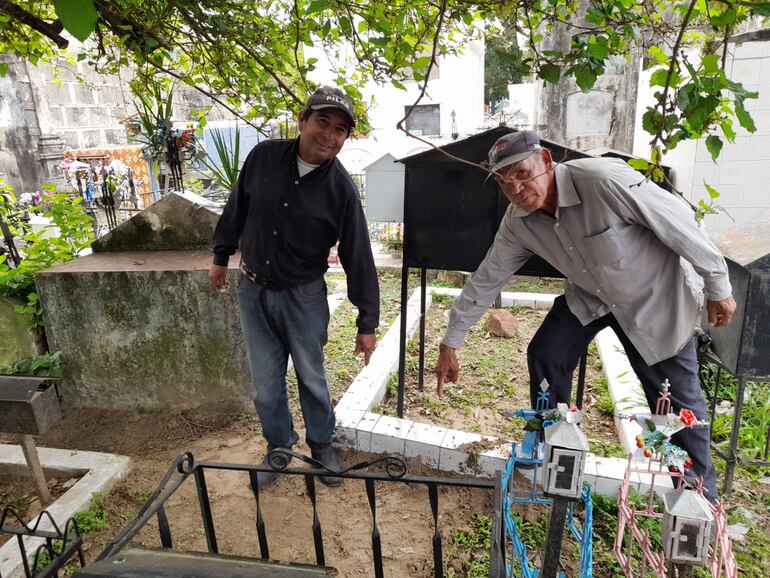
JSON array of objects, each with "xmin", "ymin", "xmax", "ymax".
[
  {"xmin": 306, "ymin": 33, "xmax": 485, "ymax": 171},
  {"xmin": 634, "ymin": 38, "xmax": 770, "ymax": 233}
]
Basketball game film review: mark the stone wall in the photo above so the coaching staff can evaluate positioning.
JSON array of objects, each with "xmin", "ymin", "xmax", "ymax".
[
  {"xmin": 0, "ymin": 297, "xmax": 38, "ymax": 364},
  {"xmin": 35, "ymin": 251, "xmax": 251, "ymax": 410},
  {"xmin": 532, "ymin": 0, "xmax": 640, "ymax": 153},
  {"xmin": 0, "ymin": 56, "xmax": 43, "ymax": 192},
  {"xmin": 0, "ymin": 53, "xmax": 235, "ymax": 195}
]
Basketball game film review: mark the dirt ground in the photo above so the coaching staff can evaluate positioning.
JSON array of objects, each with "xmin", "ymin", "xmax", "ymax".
[
  {"xmin": 380, "ymin": 301, "xmax": 621, "ymax": 458},
  {"xmin": 1, "ymin": 409, "xmax": 496, "ymax": 577}
]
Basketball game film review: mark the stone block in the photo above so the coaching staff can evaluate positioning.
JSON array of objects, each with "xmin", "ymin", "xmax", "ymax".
[
  {"xmin": 104, "ymin": 129, "xmax": 126, "ymax": 145},
  {"xmin": 81, "ymin": 129, "xmax": 102, "ymax": 148},
  {"xmin": 88, "ymin": 107, "xmax": 110, "ymax": 126},
  {"xmin": 73, "ymin": 83, "xmax": 95, "ymax": 105},
  {"xmin": 404, "ymin": 422, "xmax": 447, "ymax": 468},
  {"xmin": 485, "ymin": 309, "xmax": 519, "ymax": 337},
  {"xmin": 355, "ymin": 412, "xmax": 380, "ymax": 453},
  {"xmin": 370, "ymin": 415, "xmax": 413, "ymax": 455},
  {"xmin": 47, "ymin": 82, "xmax": 72, "ymax": 105},
  {"xmin": 64, "ymin": 107, "xmax": 88, "ymax": 127},
  {"xmin": 92, "ymin": 192, "xmax": 221, "ymax": 252}
]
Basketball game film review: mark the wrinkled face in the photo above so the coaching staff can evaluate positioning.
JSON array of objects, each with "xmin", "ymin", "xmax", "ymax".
[
  {"xmin": 495, "ymin": 149, "xmax": 555, "ymax": 214},
  {"xmin": 297, "ymin": 109, "xmax": 350, "ymax": 164}
]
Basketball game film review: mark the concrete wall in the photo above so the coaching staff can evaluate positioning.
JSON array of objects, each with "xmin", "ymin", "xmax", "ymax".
[
  {"xmin": 533, "ymin": 0, "xmax": 639, "ymax": 153},
  {"xmin": 35, "ymin": 251, "xmax": 251, "ymax": 410},
  {"xmin": 0, "ymin": 297, "xmax": 38, "ymax": 364},
  {"xmin": 0, "ymin": 56, "xmax": 44, "ymax": 192}
]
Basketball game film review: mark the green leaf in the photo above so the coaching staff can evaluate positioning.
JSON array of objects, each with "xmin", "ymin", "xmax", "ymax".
[
  {"xmin": 586, "ymin": 8, "xmax": 605, "ymax": 25},
  {"xmin": 649, "ymin": 68, "xmax": 672, "ymax": 88},
  {"xmin": 735, "ymin": 100, "xmax": 757, "ymax": 133},
  {"xmin": 0, "ymin": 63, "xmax": 7, "ymax": 76},
  {"xmin": 538, "ymin": 63, "xmax": 560, "ymax": 84},
  {"xmin": 573, "ymin": 66, "xmax": 597, "ymax": 92},
  {"xmin": 704, "ymin": 182, "xmax": 721, "ymax": 200},
  {"xmin": 627, "ymin": 158, "xmax": 649, "ymax": 171},
  {"xmin": 53, "ymin": 0, "xmax": 99, "ymax": 42},
  {"xmin": 702, "ymin": 54, "xmax": 720, "ymax": 74},
  {"xmin": 710, "ymin": 7, "xmax": 738, "ymax": 27},
  {"xmin": 705, "ymin": 135, "xmax": 723, "ymax": 161},
  {"xmin": 587, "ymin": 37, "xmax": 609, "ymax": 60},
  {"xmin": 645, "ymin": 419, "xmax": 657, "ymax": 432},
  {"xmin": 739, "ymin": 1, "xmax": 770, "ymax": 16}
]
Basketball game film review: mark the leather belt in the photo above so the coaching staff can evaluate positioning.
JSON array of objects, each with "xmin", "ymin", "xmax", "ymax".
[{"xmin": 240, "ymin": 265, "xmax": 295, "ymax": 291}]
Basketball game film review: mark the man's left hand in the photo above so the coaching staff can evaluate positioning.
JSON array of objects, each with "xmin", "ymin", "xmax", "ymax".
[
  {"xmin": 355, "ymin": 333, "xmax": 377, "ymax": 365},
  {"xmin": 707, "ymin": 296, "xmax": 737, "ymax": 327}
]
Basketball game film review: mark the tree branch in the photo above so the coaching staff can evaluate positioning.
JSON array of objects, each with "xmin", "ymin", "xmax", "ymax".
[{"xmin": 0, "ymin": 1, "xmax": 68, "ymax": 49}]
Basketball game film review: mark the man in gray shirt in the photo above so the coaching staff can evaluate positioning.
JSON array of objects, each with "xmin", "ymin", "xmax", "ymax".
[{"xmin": 435, "ymin": 130, "xmax": 736, "ymax": 501}]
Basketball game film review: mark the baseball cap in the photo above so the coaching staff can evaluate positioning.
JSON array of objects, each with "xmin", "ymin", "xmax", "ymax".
[
  {"xmin": 487, "ymin": 130, "xmax": 542, "ymax": 174},
  {"xmin": 306, "ymin": 86, "xmax": 356, "ymax": 129}
]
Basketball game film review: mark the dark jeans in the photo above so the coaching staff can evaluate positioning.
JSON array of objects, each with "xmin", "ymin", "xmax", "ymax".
[
  {"xmin": 528, "ymin": 295, "xmax": 717, "ymax": 501},
  {"xmin": 237, "ymin": 274, "xmax": 334, "ymax": 452}
]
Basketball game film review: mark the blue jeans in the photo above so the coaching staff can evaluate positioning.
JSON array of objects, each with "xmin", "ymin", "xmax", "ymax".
[{"xmin": 237, "ymin": 274, "xmax": 334, "ymax": 452}]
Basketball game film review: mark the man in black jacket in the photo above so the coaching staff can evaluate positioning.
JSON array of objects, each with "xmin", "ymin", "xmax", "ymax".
[{"xmin": 210, "ymin": 87, "xmax": 379, "ymax": 487}]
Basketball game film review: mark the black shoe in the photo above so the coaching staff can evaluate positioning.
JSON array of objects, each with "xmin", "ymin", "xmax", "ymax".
[
  {"xmin": 312, "ymin": 447, "xmax": 343, "ymax": 487},
  {"xmin": 252, "ymin": 451, "xmax": 292, "ymax": 490}
]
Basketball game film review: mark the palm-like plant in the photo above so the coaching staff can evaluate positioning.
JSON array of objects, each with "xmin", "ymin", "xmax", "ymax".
[{"xmin": 198, "ymin": 125, "xmax": 241, "ymax": 197}]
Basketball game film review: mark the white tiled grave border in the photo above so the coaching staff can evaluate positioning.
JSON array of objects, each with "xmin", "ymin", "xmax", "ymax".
[
  {"xmin": 334, "ymin": 287, "xmax": 672, "ymax": 497},
  {"xmin": 0, "ymin": 446, "xmax": 130, "ymax": 578}
]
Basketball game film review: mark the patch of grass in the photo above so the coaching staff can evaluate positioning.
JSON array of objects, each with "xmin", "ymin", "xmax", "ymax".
[
  {"xmin": 448, "ymin": 513, "xmax": 492, "ymax": 578},
  {"xmin": 700, "ymin": 362, "xmax": 770, "ymax": 461},
  {"xmin": 73, "ymin": 492, "xmax": 109, "ymax": 534},
  {"xmin": 590, "ymin": 437, "xmax": 629, "ymax": 459},
  {"xmin": 431, "ymin": 293, "xmax": 455, "ymax": 308},
  {"xmin": 593, "ymin": 375, "xmax": 615, "ymax": 417}
]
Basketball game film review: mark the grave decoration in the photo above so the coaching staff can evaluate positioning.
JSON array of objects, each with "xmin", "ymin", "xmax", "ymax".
[
  {"xmin": 542, "ymin": 405, "xmax": 590, "ymax": 499},
  {"xmin": 615, "ymin": 381, "xmax": 737, "ymax": 577},
  {"xmin": 499, "ymin": 380, "xmax": 594, "ymax": 578}
]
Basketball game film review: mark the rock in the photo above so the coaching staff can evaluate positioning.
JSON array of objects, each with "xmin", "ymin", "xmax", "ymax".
[
  {"xmin": 485, "ymin": 309, "xmax": 519, "ymax": 338},
  {"xmin": 727, "ymin": 523, "xmax": 749, "ymax": 542}
]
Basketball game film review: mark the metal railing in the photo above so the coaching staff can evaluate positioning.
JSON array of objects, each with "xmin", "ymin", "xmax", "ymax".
[
  {"xmin": 0, "ymin": 507, "xmax": 85, "ymax": 578},
  {"xmin": 95, "ymin": 449, "xmax": 499, "ymax": 577}
]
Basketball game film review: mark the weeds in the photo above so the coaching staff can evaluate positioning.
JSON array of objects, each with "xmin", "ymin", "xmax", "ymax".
[{"xmin": 448, "ymin": 513, "xmax": 492, "ymax": 578}]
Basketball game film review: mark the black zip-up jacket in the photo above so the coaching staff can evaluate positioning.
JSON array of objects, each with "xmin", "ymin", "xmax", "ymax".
[{"xmin": 211, "ymin": 138, "xmax": 379, "ymax": 334}]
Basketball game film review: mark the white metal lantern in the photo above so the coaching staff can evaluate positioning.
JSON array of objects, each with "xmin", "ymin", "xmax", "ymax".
[
  {"xmin": 542, "ymin": 418, "xmax": 590, "ymax": 499},
  {"xmin": 662, "ymin": 488, "xmax": 714, "ymax": 566}
]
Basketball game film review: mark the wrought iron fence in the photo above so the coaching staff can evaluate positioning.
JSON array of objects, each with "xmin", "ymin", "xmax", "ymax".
[
  {"xmin": 0, "ymin": 506, "xmax": 85, "ymax": 578},
  {"xmin": 92, "ymin": 449, "xmax": 499, "ymax": 578}
]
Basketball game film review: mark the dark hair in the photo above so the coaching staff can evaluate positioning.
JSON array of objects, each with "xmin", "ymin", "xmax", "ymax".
[{"xmin": 301, "ymin": 107, "xmax": 352, "ymax": 136}]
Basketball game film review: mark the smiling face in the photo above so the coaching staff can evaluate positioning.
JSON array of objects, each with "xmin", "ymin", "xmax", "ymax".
[
  {"xmin": 495, "ymin": 149, "xmax": 557, "ymax": 215},
  {"xmin": 297, "ymin": 109, "xmax": 350, "ymax": 165}
]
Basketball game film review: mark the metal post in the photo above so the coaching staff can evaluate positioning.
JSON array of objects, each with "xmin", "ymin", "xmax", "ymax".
[
  {"xmin": 541, "ymin": 497, "xmax": 569, "ymax": 578},
  {"xmin": 723, "ymin": 377, "xmax": 746, "ymax": 493},
  {"xmin": 397, "ymin": 264, "xmax": 409, "ymax": 417},
  {"xmin": 418, "ymin": 268, "xmax": 427, "ymax": 389}
]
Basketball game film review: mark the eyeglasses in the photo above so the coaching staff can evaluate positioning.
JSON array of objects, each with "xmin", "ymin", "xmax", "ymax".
[{"xmin": 493, "ymin": 154, "xmax": 548, "ymax": 186}]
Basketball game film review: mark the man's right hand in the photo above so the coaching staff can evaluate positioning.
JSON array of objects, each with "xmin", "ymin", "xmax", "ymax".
[
  {"xmin": 209, "ymin": 264, "xmax": 229, "ymax": 296},
  {"xmin": 435, "ymin": 343, "xmax": 460, "ymax": 397}
]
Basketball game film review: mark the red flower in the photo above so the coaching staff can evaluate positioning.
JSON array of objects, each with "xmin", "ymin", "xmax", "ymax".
[{"xmin": 679, "ymin": 409, "xmax": 697, "ymax": 427}]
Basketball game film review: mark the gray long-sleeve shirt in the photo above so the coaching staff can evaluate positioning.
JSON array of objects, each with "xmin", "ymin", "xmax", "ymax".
[{"xmin": 442, "ymin": 157, "xmax": 732, "ymax": 365}]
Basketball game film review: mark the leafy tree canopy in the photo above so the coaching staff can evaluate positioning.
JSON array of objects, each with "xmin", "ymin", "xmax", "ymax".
[
  {"xmin": 1, "ymin": 0, "xmax": 769, "ymax": 187},
  {"xmin": 484, "ymin": 21, "xmax": 525, "ymax": 103}
]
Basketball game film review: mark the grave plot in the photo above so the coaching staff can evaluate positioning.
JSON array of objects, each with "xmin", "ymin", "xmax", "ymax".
[{"xmin": 376, "ymin": 294, "xmax": 625, "ymax": 461}]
